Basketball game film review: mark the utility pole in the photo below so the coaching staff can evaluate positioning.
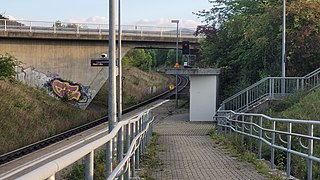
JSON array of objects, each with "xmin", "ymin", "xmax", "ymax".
[{"xmin": 106, "ymin": 0, "xmax": 116, "ymax": 177}]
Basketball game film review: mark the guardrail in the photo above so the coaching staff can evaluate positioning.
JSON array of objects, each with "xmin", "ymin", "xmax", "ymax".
[
  {"xmin": 220, "ymin": 67, "xmax": 320, "ymax": 112},
  {"xmin": 215, "ymin": 110, "xmax": 320, "ymax": 180},
  {"xmin": 6, "ymin": 100, "xmax": 169, "ymax": 180},
  {"xmin": 0, "ymin": 19, "xmax": 198, "ymax": 38}
]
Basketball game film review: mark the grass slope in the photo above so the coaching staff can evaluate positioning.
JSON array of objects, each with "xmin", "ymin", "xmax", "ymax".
[
  {"xmin": 0, "ymin": 78, "xmax": 97, "ymax": 154},
  {"xmin": 0, "ymin": 66, "xmax": 172, "ymax": 155}
]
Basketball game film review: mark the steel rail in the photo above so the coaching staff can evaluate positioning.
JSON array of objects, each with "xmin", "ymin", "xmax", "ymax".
[{"xmin": 0, "ymin": 75, "xmax": 188, "ymax": 165}]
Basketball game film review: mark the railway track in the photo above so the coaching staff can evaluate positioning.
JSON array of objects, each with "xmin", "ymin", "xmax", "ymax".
[{"xmin": 0, "ymin": 75, "xmax": 189, "ymax": 165}]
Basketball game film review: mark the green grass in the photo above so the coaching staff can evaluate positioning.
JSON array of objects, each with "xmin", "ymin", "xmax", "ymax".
[
  {"xmin": 138, "ymin": 132, "xmax": 162, "ymax": 180},
  {"xmin": 263, "ymin": 89, "xmax": 320, "ymax": 179},
  {"xmin": 208, "ymin": 129, "xmax": 282, "ymax": 179},
  {"xmin": 0, "ymin": 78, "xmax": 101, "ymax": 154},
  {"xmin": 65, "ymin": 133, "xmax": 161, "ymax": 180}
]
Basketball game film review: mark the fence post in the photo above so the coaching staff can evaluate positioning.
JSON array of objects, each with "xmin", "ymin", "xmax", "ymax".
[
  {"xmin": 308, "ymin": 124, "xmax": 314, "ymax": 180},
  {"xmin": 246, "ymin": 89, "xmax": 249, "ymax": 110},
  {"xmin": 249, "ymin": 116, "xmax": 253, "ymax": 152},
  {"xmin": 286, "ymin": 122, "xmax": 292, "ymax": 178},
  {"xmin": 258, "ymin": 117, "xmax": 263, "ymax": 159},
  {"xmin": 48, "ymin": 175, "xmax": 55, "ymax": 180},
  {"xmin": 135, "ymin": 120, "xmax": 140, "ymax": 170},
  {"xmin": 241, "ymin": 115, "xmax": 245, "ymax": 144},
  {"xmin": 117, "ymin": 124, "xmax": 123, "ymax": 179},
  {"xmin": 124, "ymin": 123, "xmax": 130, "ymax": 180},
  {"xmin": 140, "ymin": 27, "xmax": 143, "ymax": 36},
  {"xmin": 271, "ymin": 120, "xmax": 276, "ymax": 170},
  {"xmin": 106, "ymin": 140, "xmax": 113, "ymax": 177},
  {"xmin": 85, "ymin": 150, "xmax": 94, "ymax": 180},
  {"xmin": 77, "ymin": 24, "xmax": 80, "ymax": 34},
  {"xmin": 271, "ymin": 78, "xmax": 275, "ymax": 98},
  {"xmin": 140, "ymin": 114, "xmax": 147, "ymax": 155},
  {"xmin": 235, "ymin": 115, "xmax": 238, "ymax": 140},
  {"xmin": 29, "ymin": 21, "xmax": 32, "ymax": 32},
  {"xmin": 131, "ymin": 122, "xmax": 136, "ymax": 178}
]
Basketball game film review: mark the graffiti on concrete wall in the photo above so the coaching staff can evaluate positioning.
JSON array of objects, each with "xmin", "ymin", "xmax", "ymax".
[
  {"xmin": 16, "ymin": 66, "xmax": 92, "ymax": 104},
  {"xmin": 47, "ymin": 78, "xmax": 90, "ymax": 103}
]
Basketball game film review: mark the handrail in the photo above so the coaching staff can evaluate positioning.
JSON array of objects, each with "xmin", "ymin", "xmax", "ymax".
[
  {"xmin": 2, "ymin": 100, "xmax": 169, "ymax": 180},
  {"xmin": 215, "ymin": 110, "xmax": 320, "ymax": 179},
  {"xmin": 220, "ymin": 67, "xmax": 320, "ymax": 112},
  {"xmin": 0, "ymin": 19, "xmax": 199, "ymax": 38}
]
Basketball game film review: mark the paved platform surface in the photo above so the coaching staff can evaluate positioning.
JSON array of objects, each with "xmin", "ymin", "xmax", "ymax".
[{"xmin": 152, "ymin": 103, "xmax": 268, "ymax": 180}]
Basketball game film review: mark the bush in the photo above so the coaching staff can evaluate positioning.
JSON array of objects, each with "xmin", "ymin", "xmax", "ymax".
[{"xmin": 0, "ymin": 54, "xmax": 19, "ymax": 78}]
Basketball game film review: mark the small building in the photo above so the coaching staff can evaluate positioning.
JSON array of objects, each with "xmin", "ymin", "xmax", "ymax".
[{"xmin": 166, "ymin": 68, "xmax": 220, "ymax": 122}]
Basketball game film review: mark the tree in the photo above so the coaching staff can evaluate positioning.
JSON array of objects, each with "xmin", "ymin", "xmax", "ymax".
[
  {"xmin": 122, "ymin": 49, "xmax": 156, "ymax": 71},
  {"xmin": 0, "ymin": 54, "xmax": 19, "ymax": 78},
  {"xmin": 195, "ymin": 0, "xmax": 320, "ymax": 99}
]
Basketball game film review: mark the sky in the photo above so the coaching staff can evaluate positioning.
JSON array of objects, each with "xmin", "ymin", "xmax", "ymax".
[{"xmin": 1, "ymin": 0, "xmax": 212, "ymax": 28}]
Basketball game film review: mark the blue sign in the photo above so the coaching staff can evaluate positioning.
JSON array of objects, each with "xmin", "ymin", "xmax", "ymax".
[{"xmin": 91, "ymin": 58, "xmax": 109, "ymax": 67}]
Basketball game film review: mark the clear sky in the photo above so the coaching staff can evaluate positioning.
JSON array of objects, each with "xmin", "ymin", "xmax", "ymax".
[{"xmin": 1, "ymin": 0, "xmax": 212, "ymax": 28}]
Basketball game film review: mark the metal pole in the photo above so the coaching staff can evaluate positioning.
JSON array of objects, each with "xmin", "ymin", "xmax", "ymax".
[
  {"xmin": 281, "ymin": 0, "xmax": 286, "ymax": 95},
  {"xmin": 117, "ymin": 0, "xmax": 123, "ymax": 174},
  {"xmin": 85, "ymin": 151, "xmax": 94, "ymax": 180},
  {"xmin": 107, "ymin": 0, "xmax": 117, "ymax": 177},
  {"xmin": 171, "ymin": 19, "xmax": 179, "ymax": 108}
]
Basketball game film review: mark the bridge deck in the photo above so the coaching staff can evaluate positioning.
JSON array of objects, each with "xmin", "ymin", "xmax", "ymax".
[{"xmin": 151, "ymin": 100, "xmax": 268, "ymax": 180}]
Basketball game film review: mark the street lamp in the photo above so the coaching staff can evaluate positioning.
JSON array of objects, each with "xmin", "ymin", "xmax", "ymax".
[
  {"xmin": 171, "ymin": 19, "xmax": 179, "ymax": 108},
  {"xmin": 281, "ymin": 0, "xmax": 286, "ymax": 95}
]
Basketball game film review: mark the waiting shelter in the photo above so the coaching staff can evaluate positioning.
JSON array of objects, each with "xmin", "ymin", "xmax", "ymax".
[{"xmin": 166, "ymin": 68, "xmax": 220, "ymax": 121}]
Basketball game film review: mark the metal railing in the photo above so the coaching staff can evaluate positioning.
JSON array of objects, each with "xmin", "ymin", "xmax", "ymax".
[
  {"xmin": 215, "ymin": 110, "xmax": 320, "ymax": 180},
  {"xmin": 3, "ymin": 100, "xmax": 169, "ymax": 180},
  {"xmin": 0, "ymin": 19, "xmax": 198, "ymax": 38},
  {"xmin": 220, "ymin": 67, "xmax": 320, "ymax": 112}
]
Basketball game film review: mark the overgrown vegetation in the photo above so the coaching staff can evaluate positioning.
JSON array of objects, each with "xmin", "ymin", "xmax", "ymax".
[
  {"xmin": 0, "ymin": 54, "xmax": 19, "ymax": 78},
  {"xmin": 263, "ymin": 89, "xmax": 320, "ymax": 179},
  {"xmin": 0, "ymin": 78, "xmax": 100, "ymax": 154},
  {"xmin": 65, "ymin": 133, "xmax": 161, "ymax": 179},
  {"xmin": 65, "ymin": 149, "xmax": 107, "ymax": 180},
  {"xmin": 138, "ymin": 132, "xmax": 161, "ymax": 179},
  {"xmin": 266, "ymin": 90, "xmax": 320, "ymax": 120},
  {"xmin": 195, "ymin": 0, "xmax": 320, "ymax": 100},
  {"xmin": 219, "ymin": 88, "xmax": 320, "ymax": 179},
  {"xmin": 0, "ymin": 51, "xmax": 172, "ymax": 155},
  {"xmin": 208, "ymin": 129, "xmax": 282, "ymax": 179},
  {"xmin": 89, "ymin": 64, "xmax": 173, "ymax": 111}
]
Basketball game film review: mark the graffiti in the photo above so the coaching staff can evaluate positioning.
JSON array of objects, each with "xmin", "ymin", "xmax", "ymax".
[
  {"xmin": 47, "ymin": 78, "xmax": 90, "ymax": 103},
  {"xmin": 15, "ymin": 66, "xmax": 93, "ymax": 106}
]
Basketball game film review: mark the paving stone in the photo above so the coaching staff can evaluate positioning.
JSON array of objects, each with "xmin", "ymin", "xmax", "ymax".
[{"xmin": 151, "ymin": 103, "xmax": 267, "ymax": 180}]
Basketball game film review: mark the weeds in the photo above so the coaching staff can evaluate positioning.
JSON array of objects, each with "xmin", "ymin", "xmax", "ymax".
[
  {"xmin": 138, "ymin": 132, "xmax": 161, "ymax": 180},
  {"xmin": 209, "ymin": 129, "xmax": 281, "ymax": 179}
]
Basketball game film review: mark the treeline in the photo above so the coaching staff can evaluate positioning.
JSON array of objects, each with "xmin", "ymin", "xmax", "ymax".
[
  {"xmin": 195, "ymin": 0, "xmax": 320, "ymax": 99},
  {"xmin": 122, "ymin": 49, "xmax": 184, "ymax": 71}
]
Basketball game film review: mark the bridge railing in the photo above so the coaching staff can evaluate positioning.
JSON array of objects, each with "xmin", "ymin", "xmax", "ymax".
[
  {"xmin": 215, "ymin": 110, "xmax": 320, "ymax": 179},
  {"xmin": 12, "ymin": 100, "xmax": 168, "ymax": 180},
  {"xmin": 0, "ymin": 19, "xmax": 197, "ymax": 38},
  {"xmin": 220, "ymin": 67, "xmax": 320, "ymax": 112}
]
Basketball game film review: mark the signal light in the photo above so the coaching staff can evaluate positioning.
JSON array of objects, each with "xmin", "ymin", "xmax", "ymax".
[{"xmin": 182, "ymin": 41, "xmax": 190, "ymax": 55}]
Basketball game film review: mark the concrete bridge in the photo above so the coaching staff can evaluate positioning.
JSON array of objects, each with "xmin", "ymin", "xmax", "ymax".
[{"xmin": 0, "ymin": 19, "xmax": 200, "ymax": 108}]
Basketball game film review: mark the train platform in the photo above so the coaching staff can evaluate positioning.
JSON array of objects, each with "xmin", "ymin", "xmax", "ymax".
[{"xmin": 151, "ymin": 100, "xmax": 268, "ymax": 180}]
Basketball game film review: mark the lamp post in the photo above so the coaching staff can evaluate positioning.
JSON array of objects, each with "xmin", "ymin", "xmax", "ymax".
[
  {"xmin": 281, "ymin": 0, "xmax": 286, "ymax": 95},
  {"xmin": 171, "ymin": 19, "xmax": 179, "ymax": 108}
]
